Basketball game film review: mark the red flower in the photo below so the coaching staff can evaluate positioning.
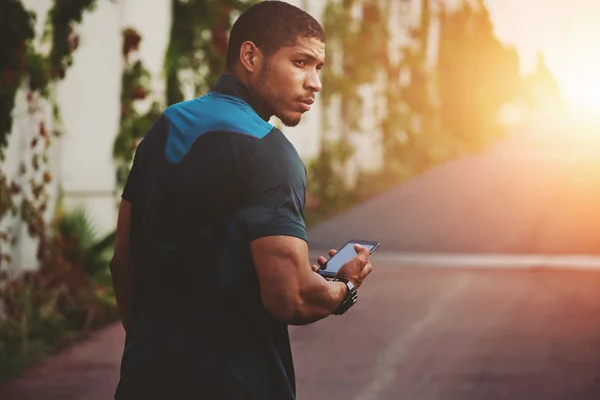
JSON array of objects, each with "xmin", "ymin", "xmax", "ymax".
[
  {"xmin": 132, "ymin": 87, "xmax": 147, "ymax": 100},
  {"xmin": 122, "ymin": 28, "xmax": 142, "ymax": 59},
  {"xmin": 43, "ymin": 172, "xmax": 52, "ymax": 183},
  {"xmin": 10, "ymin": 181, "xmax": 21, "ymax": 194},
  {"xmin": 40, "ymin": 122, "xmax": 48, "ymax": 137}
]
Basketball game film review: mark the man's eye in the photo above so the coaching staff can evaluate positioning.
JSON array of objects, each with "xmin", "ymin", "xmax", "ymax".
[{"xmin": 294, "ymin": 60, "xmax": 306, "ymax": 67}]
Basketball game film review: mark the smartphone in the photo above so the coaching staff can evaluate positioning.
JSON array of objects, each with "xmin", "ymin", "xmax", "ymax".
[{"xmin": 317, "ymin": 239, "xmax": 380, "ymax": 279}]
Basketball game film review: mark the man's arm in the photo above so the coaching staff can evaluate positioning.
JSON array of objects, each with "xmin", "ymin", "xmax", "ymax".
[
  {"xmin": 243, "ymin": 132, "xmax": 372, "ymax": 325},
  {"xmin": 110, "ymin": 200, "xmax": 133, "ymax": 331},
  {"xmin": 251, "ymin": 235, "xmax": 371, "ymax": 326}
]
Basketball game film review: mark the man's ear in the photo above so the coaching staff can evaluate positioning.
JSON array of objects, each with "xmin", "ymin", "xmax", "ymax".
[{"xmin": 239, "ymin": 41, "xmax": 262, "ymax": 73}]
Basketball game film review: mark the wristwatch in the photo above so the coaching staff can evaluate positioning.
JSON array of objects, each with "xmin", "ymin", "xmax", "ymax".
[{"xmin": 331, "ymin": 278, "xmax": 358, "ymax": 315}]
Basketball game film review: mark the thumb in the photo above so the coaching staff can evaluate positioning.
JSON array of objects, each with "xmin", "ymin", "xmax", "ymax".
[{"xmin": 354, "ymin": 243, "xmax": 370, "ymax": 257}]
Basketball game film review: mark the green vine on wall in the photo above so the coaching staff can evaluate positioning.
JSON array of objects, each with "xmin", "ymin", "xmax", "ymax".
[
  {"xmin": 320, "ymin": 0, "xmax": 390, "ymax": 132},
  {"xmin": 0, "ymin": 1, "xmax": 36, "ymax": 152},
  {"xmin": 0, "ymin": 0, "xmax": 97, "ymax": 269},
  {"xmin": 164, "ymin": 0, "xmax": 258, "ymax": 106},
  {"xmin": 437, "ymin": 0, "xmax": 521, "ymax": 147},
  {"xmin": 113, "ymin": 28, "xmax": 161, "ymax": 188},
  {"xmin": 308, "ymin": 0, "xmax": 431, "ymax": 215}
]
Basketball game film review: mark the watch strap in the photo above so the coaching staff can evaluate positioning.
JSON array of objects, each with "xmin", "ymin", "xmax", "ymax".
[{"xmin": 331, "ymin": 278, "xmax": 358, "ymax": 315}]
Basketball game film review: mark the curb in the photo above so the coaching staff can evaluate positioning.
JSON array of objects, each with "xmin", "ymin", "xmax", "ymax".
[{"xmin": 309, "ymin": 250, "xmax": 600, "ymax": 271}]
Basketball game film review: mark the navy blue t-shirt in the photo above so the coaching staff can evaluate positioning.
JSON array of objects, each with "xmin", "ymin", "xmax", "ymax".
[{"xmin": 117, "ymin": 74, "xmax": 307, "ymax": 399}]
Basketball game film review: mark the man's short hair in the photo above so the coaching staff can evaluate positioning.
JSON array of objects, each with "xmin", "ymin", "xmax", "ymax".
[{"xmin": 225, "ymin": 1, "xmax": 326, "ymax": 69}]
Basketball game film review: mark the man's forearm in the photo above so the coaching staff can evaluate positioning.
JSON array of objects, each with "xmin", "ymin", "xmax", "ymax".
[
  {"xmin": 287, "ymin": 275, "xmax": 347, "ymax": 325},
  {"xmin": 110, "ymin": 261, "xmax": 132, "ymax": 331}
]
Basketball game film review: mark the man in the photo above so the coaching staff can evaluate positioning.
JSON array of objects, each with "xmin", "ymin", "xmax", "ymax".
[{"xmin": 110, "ymin": 1, "xmax": 373, "ymax": 399}]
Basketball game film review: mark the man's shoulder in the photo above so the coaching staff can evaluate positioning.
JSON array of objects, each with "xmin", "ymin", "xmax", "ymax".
[
  {"xmin": 252, "ymin": 128, "xmax": 306, "ymax": 182},
  {"xmin": 162, "ymin": 93, "xmax": 276, "ymax": 163},
  {"xmin": 258, "ymin": 128, "xmax": 303, "ymax": 162}
]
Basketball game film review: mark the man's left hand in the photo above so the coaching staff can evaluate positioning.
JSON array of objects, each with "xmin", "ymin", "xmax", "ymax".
[{"xmin": 311, "ymin": 248, "xmax": 337, "ymax": 272}]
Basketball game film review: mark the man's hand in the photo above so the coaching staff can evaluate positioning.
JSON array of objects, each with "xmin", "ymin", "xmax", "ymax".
[
  {"xmin": 334, "ymin": 244, "xmax": 373, "ymax": 288},
  {"xmin": 311, "ymin": 244, "xmax": 373, "ymax": 289},
  {"xmin": 311, "ymin": 248, "xmax": 338, "ymax": 272}
]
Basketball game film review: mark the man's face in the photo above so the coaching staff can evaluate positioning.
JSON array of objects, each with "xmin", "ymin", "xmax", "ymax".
[{"xmin": 250, "ymin": 36, "xmax": 325, "ymax": 127}]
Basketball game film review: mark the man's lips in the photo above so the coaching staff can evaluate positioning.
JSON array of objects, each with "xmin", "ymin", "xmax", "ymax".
[{"xmin": 297, "ymin": 98, "xmax": 314, "ymax": 111}]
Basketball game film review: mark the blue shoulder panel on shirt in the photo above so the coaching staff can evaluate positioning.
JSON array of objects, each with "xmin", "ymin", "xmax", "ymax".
[{"xmin": 163, "ymin": 92, "xmax": 274, "ymax": 163}]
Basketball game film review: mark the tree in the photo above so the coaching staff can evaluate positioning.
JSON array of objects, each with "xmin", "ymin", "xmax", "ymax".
[
  {"xmin": 437, "ymin": 0, "xmax": 520, "ymax": 147},
  {"xmin": 522, "ymin": 51, "xmax": 562, "ymax": 109}
]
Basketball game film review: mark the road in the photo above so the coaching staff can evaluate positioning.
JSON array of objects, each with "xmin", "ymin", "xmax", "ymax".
[
  {"xmin": 3, "ymin": 119, "xmax": 600, "ymax": 399},
  {"xmin": 308, "ymin": 119, "xmax": 600, "ymax": 255},
  {"xmin": 291, "ymin": 261, "xmax": 600, "ymax": 400}
]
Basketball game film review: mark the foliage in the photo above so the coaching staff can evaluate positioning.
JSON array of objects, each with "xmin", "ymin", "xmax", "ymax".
[
  {"xmin": 113, "ymin": 28, "xmax": 162, "ymax": 187},
  {"xmin": 0, "ymin": 0, "xmax": 103, "ymax": 379},
  {"xmin": 307, "ymin": 1, "xmax": 392, "ymax": 216},
  {"xmin": 378, "ymin": 0, "xmax": 436, "ymax": 178},
  {"xmin": 164, "ymin": 0, "xmax": 259, "ymax": 106},
  {"xmin": 0, "ymin": 0, "xmax": 36, "ymax": 151},
  {"xmin": 306, "ymin": 0, "xmax": 523, "ymax": 225},
  {"xmin": 0, "ymin": 0, "xmax": 97, "ymax": 151},
  {"xmin": 1, "ymin": 0, "xmax": 99, "ymax": 265},
  {"xmin": 522, "ymin": 52, "xmax": 562, "ymax": 109},
  {"xmin": 306, "ymin": 137, "xmax": 355, "ymax": 215},
  {"xmin": 0, "ymin": 207, "xmax": 116, "ymax": 380},
  {"xmin": 437, "ymin": 0, "xmax": 520, "ymax": 146},
  {"xmin": 52, "ymin": 206, "xmax": 116, "ymax": 285},
  {"xmin": 307, "ymin": 0, "xmax": 436, "ymax": 220},
  {"xmin": 320, "ymin": 0, "xmax": 390, "ymax": 130}
]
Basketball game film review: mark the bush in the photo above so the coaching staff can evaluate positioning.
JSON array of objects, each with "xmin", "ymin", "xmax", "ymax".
[{"xmin": 0, "ymin": 208, "xmax": 117, "ymax": 380}]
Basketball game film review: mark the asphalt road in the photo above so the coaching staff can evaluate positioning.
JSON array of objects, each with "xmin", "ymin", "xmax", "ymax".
[
  {"xmin": 291, "ymin": 261, "xmax": 600, "ymax": 400},
  {"xmin": 308, "ymin": 120, "xmax": 600, "ymax": 255},
  {"xmin": 3, "ymin": 118, "xmax": 600, "ymax": 399}
]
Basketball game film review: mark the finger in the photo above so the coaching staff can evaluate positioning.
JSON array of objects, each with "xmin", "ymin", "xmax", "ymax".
[
  {"xmin": 328, "ymin": 249, "xmax": 337, "ymax": 257},
  {"xmin": 354, "ymin": 244, "xmax": 371, "ymax": 261},
  {"xmin": 360, "ymin": 262, "xmax": 373, "ymax": 279},
  {"xmin": 317, "ymin": 256, "xmax": 328, "ymax": 267},
  {"xmin": 311, "ymin": 264, "xmax": 320, "ymax": 272}
]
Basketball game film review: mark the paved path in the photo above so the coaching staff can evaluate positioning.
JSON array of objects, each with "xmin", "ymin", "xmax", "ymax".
[
  {"xmin": 291, "ymin": 260, "xmax": 600, "ymax": 400},
  {"xmin": 309, "ymin": 121, "xmax": 600, "ymax": 255},
  {"xmin": 0, "ymin": 324, "xmax": 124, "ymax": 399}
]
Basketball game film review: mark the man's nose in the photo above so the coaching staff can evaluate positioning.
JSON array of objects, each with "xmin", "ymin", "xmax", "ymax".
[{"xmin": 305, "ymin": 69, "xmax": 323, "ymax": 93}]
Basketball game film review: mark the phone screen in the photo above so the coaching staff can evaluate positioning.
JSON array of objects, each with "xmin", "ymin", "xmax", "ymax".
[{"xmin": 321, "ymin": 242, "xmax": 377, "ymax": 275}]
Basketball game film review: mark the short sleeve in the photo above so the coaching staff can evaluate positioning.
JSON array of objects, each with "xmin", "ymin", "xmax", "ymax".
[{"xmin": 241, "ymin": 131, "xmax": 307, "ymax": 243}]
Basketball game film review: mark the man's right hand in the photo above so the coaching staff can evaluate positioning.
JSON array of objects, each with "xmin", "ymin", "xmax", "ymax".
[{"xmin": 335, "ymin": 244, "xmax": 373, "ymax": 289}]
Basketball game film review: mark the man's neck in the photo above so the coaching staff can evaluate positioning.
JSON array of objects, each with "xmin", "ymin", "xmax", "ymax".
[{"xmin": 220, "ymin": 69, "xmax": 274, "ymax": 122}]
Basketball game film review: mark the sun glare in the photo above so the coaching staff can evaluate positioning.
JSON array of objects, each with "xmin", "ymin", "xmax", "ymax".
[{"xmin": 562, "ymin": 71, "xmax": 600, "ymax": 113}]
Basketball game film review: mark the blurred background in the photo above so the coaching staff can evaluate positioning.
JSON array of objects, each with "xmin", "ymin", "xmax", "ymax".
[{"xmin": 1, "ymin": 0, "xmax": 600, "ymax": 399}]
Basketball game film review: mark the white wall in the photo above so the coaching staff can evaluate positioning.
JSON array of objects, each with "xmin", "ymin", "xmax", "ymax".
[
  {"xmin": 2, "ymin": 0, "xmax": 172, "ymax": 272},
  {"xmin": 57, "ymin": 0, "xmax": 172, "ymax": 236},
  {"xmin": 56, "ymin": 0, "xmax": 123, "ymax": 235}
]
